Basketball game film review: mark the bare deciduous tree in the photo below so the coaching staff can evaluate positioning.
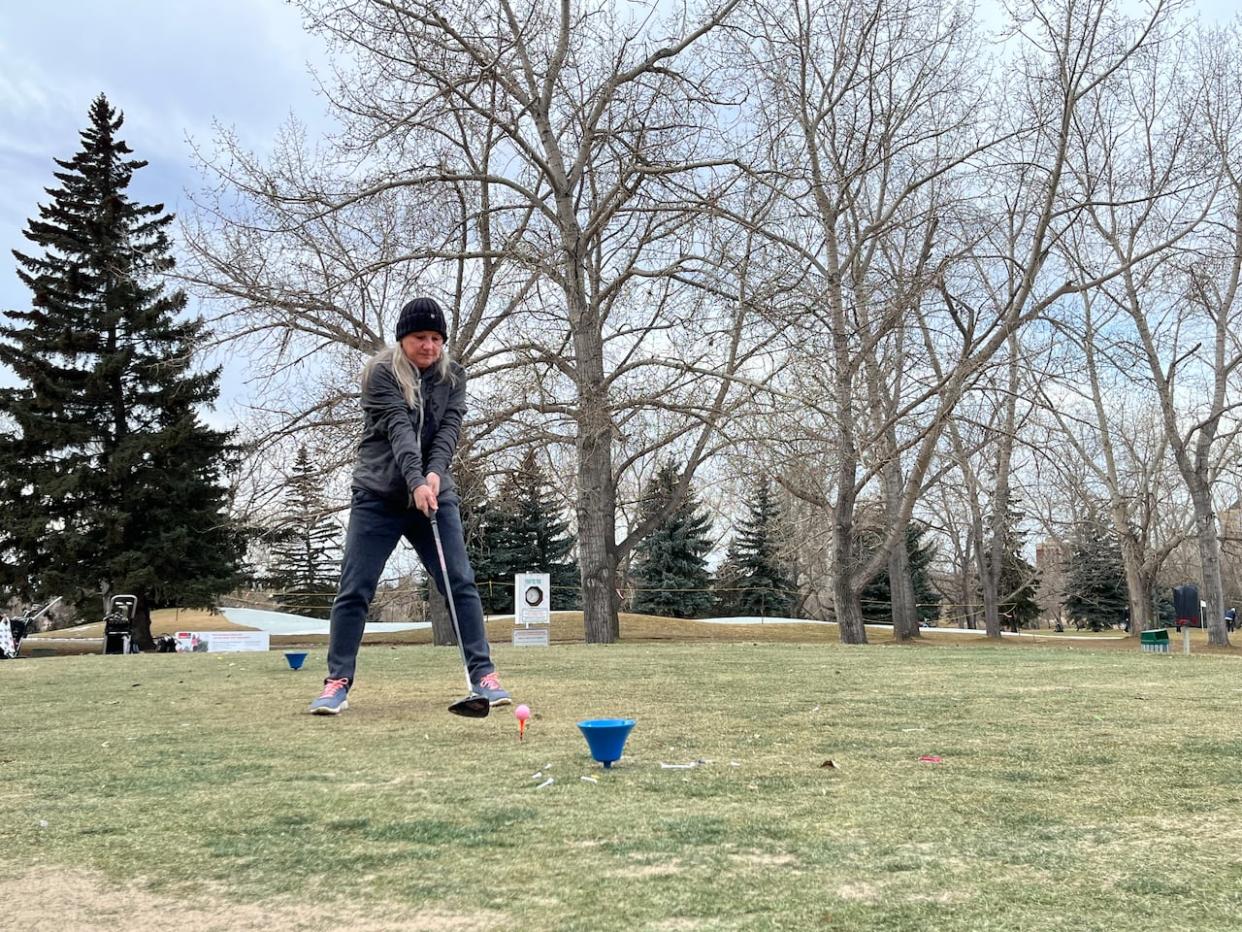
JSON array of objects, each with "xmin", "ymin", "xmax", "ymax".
[
  {"xmin": 187, "ymin": 0, "xmax": 754, "ymax": 642},
  {"xmin": 1056, "ymin": 19, "xmax": 1239, "ymax": 644},
  {"xmin": 725, "ymin": 0, "xmax": 1183, "ymax": 643}
]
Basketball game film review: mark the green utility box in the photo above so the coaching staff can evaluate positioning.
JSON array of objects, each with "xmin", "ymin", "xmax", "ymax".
[{"xmin": 1140, "ymin": 629, "xmax": 1170, "ymax": 653}]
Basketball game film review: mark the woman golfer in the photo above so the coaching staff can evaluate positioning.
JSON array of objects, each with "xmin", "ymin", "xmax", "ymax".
[{"xmin": 309, "ymin": 297, "xmax": 510, "ymax": 714}]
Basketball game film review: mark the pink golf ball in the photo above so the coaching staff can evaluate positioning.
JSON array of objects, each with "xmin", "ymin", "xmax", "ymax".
[{"xmin": 515, "ymin": 704, "xmax": 531, "ymax": 722}]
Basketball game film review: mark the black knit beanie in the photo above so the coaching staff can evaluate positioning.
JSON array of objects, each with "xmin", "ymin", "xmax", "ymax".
[{"xmin": 394, "ymin": 297, "xmax": 448, "ymax": 343}]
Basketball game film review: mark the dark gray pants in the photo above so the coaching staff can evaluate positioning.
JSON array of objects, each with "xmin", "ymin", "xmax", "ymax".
[{"xmin": 326, "ymin": 488, "xmax": 493, "ymax": 685}]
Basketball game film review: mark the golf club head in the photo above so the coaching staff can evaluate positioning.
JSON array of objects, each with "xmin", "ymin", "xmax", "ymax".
[{"xmin": 449, "ymin": 693, "xmax": 491, "ymax": 718}]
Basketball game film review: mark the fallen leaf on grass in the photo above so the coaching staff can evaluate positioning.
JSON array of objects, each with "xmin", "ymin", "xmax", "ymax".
[{"xmin": 820, "ymin": 760, "xmax": 839, "ymax": 769}]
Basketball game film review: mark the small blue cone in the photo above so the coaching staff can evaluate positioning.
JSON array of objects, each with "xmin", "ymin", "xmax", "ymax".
[
  {"xmin": 284, "ymin": 650, "xmax": 309, "ymax": 671},
  {"xmin": 577, "ymin": 718, "xmax": 636, "ymax": 768}
]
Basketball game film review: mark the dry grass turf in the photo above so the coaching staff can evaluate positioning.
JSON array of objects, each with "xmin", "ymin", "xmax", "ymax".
[{"xmin": 5, "ymin": 638, "xmax": 1242, "ymax": 930}]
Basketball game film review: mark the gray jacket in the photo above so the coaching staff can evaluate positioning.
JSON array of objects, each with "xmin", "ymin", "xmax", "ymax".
[{"xmin": 351, "ymin": 356, "xmax": 467, "ymax": 505}]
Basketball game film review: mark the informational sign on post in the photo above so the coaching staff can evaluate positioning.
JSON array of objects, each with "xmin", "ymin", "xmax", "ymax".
[
  {"xmin": 513, "ymin": 572, "xmax": 551, "ymax": 647},
  {"xmin": 175, "ymin": 630, "xmax": 270, "ymax": 653},
  {"xmin": 515, "ymin": 573, "xmax": 551, "ymax": 626}
]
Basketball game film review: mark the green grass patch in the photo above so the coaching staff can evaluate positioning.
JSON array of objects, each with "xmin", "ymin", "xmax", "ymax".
[{"xmin": 5, "ymin": 641, "xmax": 1242, "ymax": 929}]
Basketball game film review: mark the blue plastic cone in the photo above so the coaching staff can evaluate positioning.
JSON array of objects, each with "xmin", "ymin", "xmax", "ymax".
[
  {"xmin": 284, "ymin": 650, "xmax": 309, "ymax": 671},
  {"xmin": 577, "ymin": 718, "xmax": 636, "ymax": 768}
]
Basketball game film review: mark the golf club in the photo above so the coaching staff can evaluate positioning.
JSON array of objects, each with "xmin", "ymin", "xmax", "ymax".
[{"xmin": 430, "ymin": 508, "xmax": 490, "ymax": 718}]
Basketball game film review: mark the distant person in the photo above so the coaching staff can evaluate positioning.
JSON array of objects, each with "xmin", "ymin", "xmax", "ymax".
[
  {"xmin": 308, "ymin": 297, "xmax": 510, "ymax": 715},
  {"xmin": 1226, "ymin": 607, "xmax": 1237, "ymax": 633}
]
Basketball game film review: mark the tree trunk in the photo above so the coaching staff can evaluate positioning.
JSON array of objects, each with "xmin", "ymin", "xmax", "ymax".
[
  {"xmin": 883, "ymin": 460, "xmax": 919, "ymax": 640},
  {"xmin": 579, "ymin": 489, "xmax": 619, "ymax": 643},
  {"xmin": 132, "ymin": 590, "xmax": 155, "ymax": 651},
  {"xmin": 834, "ymin": 574, "xmax": 867, "ymax": 644},
  {"xmin": 1118, "ymin": 535, "xmax": 1152, "ymax": 636},
  {"xmin": 576, "ymin": 329, "xmax": 620, "ymax": 644},
  {"xmin": 429, "ymin": 595, "xmax": 456, "ymax": 647},
  {"xmin": 971, "ymin": 516, "xmax": 1003, "ymax": 639},
  {"xmin": 960, "ymin": 534, "xmax": 976, "ymax": 629},
  {"xmin": 980, "ymin": 556, "xmax": 1002, "ymax": 639},
  {"xmin": 888, "ymin": 538, "xmax": 919, "ymax": 639},
  {"xmin": 833, "ymin": 484, "xmax": 867, "ymax": 644},
  {"xmin": 1191, "ymin": 496, "xmax": 1228, "ymax": 646}
]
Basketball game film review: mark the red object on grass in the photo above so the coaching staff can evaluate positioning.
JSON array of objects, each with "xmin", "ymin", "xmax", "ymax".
[{"xmin": 918, "ymin": 755, "xmax": 943, "ymax": 764}]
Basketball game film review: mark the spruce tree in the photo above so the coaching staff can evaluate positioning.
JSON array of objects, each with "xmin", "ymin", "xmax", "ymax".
[
  {"xmin": 1152, "ymin": 585, "xmax": 1175, "ymax": 628},
  {"xmin": 470, "ymin": 451, "xmax": 580, "ymax": 612},
  {"xmin": 0, "ymin": 95, "xmax": 245, "ymax": 646},
  {"xmin": 470, "ymin": 499, "xmax": 524, "ymax": 613},
  {"xmin": 985, "ymin": 501, "xmax": 1041, "ymax": 630},
  {"xmin": 629, "ymin": 463, "xmax": 715, "ymax": 618},
  {"xmin": 711, "ymin": 539, "xmax": 745, "ymax": 616},
  {"xmin": 268, "ymin": 446, "xmax": 342, "ymax": 618},
  {"xmin": 858, "ymin": 521, "xmax": 942, "ymax": 625},
  {"xmin": 724, "ymin": 481, "xmax": 797, "ymax": 617},
  {"xmin": 1063, "ymin": 515, "xmax": 1128, "ymax": 631}
]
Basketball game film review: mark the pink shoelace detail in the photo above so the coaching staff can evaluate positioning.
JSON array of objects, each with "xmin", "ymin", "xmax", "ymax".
[
  {"xmin": 319, "ymin": 677, "xmax": 348, "ymax": 698},
  {"xmin": 478, "ymin": 672, "xmax": 502, "ymax": 689}
]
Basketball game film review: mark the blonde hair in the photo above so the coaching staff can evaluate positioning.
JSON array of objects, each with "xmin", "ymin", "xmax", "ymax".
[{"xmin": 362, "ymin": 344, "xmax": 456, "ymax": 415}]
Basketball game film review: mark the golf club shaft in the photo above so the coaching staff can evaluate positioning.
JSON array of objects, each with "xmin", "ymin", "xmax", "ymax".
[{"xmin": 430, "ymin": 510, "xmax": 475, "ymax": 694}]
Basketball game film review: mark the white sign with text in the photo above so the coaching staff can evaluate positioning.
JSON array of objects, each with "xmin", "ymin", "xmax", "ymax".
[
  {"xmin": 175, "ymin": 630, "xmax": 271, "ymax": 653},
  {"xmin": 514, "ymin": 573, "xmax": 551, "ymax": 627}
]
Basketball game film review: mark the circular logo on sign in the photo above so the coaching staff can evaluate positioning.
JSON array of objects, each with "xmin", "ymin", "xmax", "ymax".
[{"xmin": 524, "ymin": 586, "xmax": 544, "ymax": 607}]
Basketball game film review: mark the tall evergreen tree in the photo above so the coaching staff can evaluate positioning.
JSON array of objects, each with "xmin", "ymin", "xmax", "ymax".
[
  {"xmin": 470, "ymin": 498, "xmax": 524, "ymax": 613},
  {"xmin": 470, "ymin": 451, "xmax": 580, "ymax": 613},
  {"xmin": 984, "ymin": 501, "xmax": 1040, "ymax": 630},
  {"xmin": 1063, "ymin": 514, "xmax": 1129, "ymax": 631},
  {"xmin": 629, "ymin": 462, "xmax": 715, "ymax": 618},
  {"xmin": 722, "ymin": 481, "xmax": 797, "ymax": 617},
  {"xmin": 0, "ymin": 95, "xmax": 245, "ymax": 646},
  {"xmin": 268, "ymin": 446, "xmax": 342, "ymax": 618},
  {"xmin": 858, "ymin": 521, "xmax": 942, "ymax": 625},
  {"xmin": 1151, "ymin": 585, "xmax": 1175, "ymax": 628},
  {"xmin": 711, "ymin": 539, "xmax": 745, "ymax": 616}
]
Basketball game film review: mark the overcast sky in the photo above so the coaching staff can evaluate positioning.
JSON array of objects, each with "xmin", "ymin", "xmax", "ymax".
[
  {"xmin": 0, "ymin": 0, "xmax": 1237, "ymax": 426},
  {"xmin": 0, "ymin": 0, "xmax": 332, "ymax": 424}
]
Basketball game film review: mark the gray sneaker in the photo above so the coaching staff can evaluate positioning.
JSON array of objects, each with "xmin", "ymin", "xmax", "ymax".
[
  {"xmin": 308, "ymin": 677, "xmax": 350, "ymax": 715},
  {"xmin": 472, "ymin": 672, "xmax": 511, "ymax": 707}
]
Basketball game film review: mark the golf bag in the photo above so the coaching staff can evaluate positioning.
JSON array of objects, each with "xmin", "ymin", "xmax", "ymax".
[
  {"xmin": 0, "ymin": 614, "xmax": 20, "ymax": 659},
  {"xmin": 0, "ymin": 596, "xmax": 63, "ymax": 659},
  {"xmin": 103, "ymin": 595, "xmax": 139, "ymax": 655}
]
